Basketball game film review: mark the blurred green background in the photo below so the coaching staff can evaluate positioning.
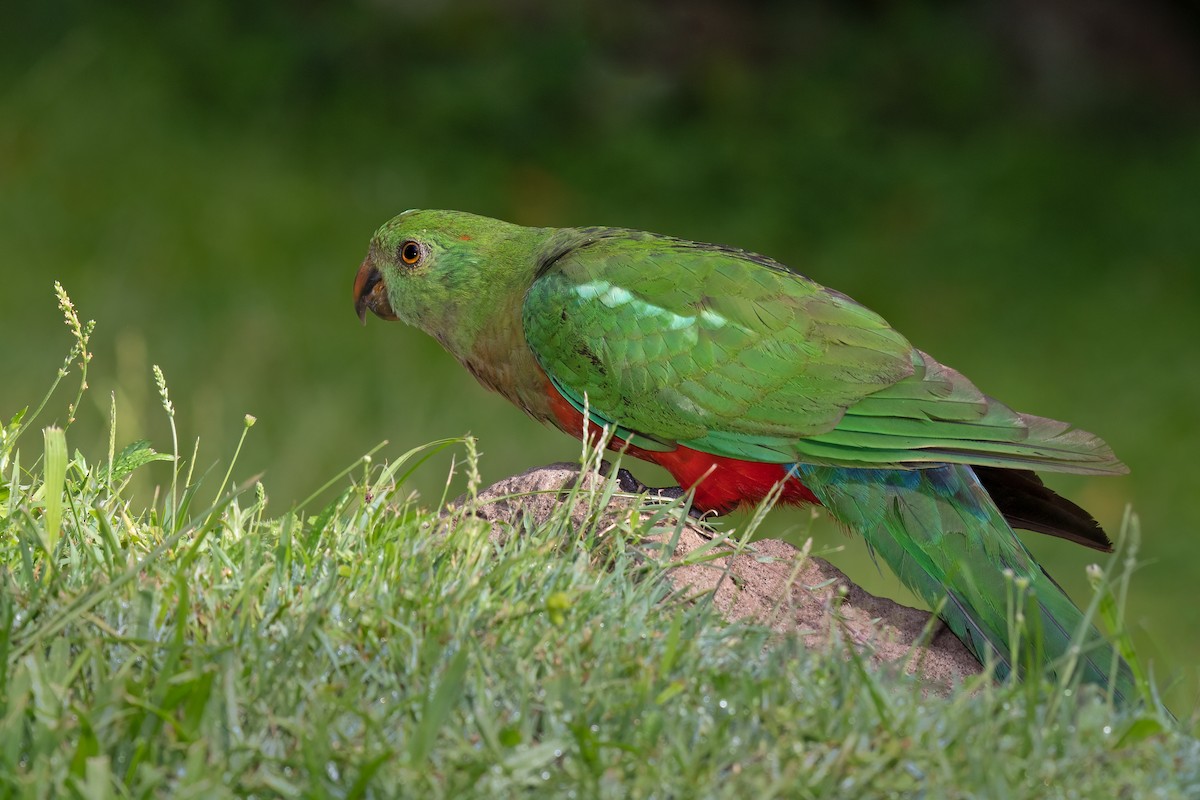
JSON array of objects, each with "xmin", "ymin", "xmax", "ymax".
[{"xmin": 3, "ymin": 1, "xmax": 1198, "ymax": 705}]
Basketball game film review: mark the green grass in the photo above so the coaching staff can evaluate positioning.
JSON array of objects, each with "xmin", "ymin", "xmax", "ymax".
[{"xmin": 0, "ymin": 295, "xmax": 1192, "ymax": 798}]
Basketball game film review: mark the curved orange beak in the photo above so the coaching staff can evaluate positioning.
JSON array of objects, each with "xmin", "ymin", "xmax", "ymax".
[{"xmin": 353, "ymin": 258, "xmax": 397, "ymax": 325}]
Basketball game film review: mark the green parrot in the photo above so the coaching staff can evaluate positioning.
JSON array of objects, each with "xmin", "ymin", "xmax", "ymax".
[{"xmin": 354, "ymin": 209, "xmax": 1134, "ymax": 700}]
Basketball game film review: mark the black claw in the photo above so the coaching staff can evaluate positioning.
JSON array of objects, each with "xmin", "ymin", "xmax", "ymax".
[
  {"xmin": 609, "ymin": 468, "xmax": 716, "ymax": 519},
  {"xmin": 614, "ymin": 467, "xmax": 648, "ymax": 494}
]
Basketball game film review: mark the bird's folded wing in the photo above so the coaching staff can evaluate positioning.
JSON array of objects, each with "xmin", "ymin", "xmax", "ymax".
[{"xmin": 523, "ymin": 233, "xmax": 1125, "ymax": 475}]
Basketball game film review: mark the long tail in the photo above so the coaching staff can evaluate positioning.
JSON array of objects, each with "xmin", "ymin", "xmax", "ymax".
[{"xmin": 794, "ymin": 462, "xmax": 1136, "ymax": 703}]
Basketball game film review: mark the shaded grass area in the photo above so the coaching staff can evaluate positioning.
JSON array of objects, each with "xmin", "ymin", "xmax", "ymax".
[{"xmin": 0, "ymin": 307, "xmax": 1193, "ymax": 797}]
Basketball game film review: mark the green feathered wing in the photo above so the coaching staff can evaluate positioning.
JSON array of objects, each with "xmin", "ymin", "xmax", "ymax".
[
  {"xmin": 522, "ymin": 228, "xmax": 1133, "ymax": 699},
  {"xmin": 524, "ymin": 229, "xmax": 1126, "ymax": 475}
]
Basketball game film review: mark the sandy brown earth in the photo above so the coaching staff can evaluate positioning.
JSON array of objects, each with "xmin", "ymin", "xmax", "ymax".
[{"xmin": 458, "ymin": 462, "xmax": 983, "ymax": 694}]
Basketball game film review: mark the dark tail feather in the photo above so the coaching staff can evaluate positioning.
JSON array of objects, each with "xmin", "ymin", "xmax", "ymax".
[{"xmin": 975, "ymin": 466, "xmax": 1113, "ymax": 552}]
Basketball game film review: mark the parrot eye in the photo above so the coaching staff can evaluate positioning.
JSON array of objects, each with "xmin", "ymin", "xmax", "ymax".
[{"xmin": 399, "ymin": 240, "xmax": 422, "ymax": 266}]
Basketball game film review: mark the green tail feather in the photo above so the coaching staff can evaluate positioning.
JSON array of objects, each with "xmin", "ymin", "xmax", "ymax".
[{"xmin": 794, "ymin": 462, "xmax": 1136, "ymax": 703}]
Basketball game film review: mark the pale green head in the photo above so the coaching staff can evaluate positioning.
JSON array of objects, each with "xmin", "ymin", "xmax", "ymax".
[{"xmin": 353, "ymin": 209, "xmax": 548, "ymax": 347}]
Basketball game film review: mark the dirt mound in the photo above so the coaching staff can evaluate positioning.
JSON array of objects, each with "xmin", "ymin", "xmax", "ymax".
[{"xmin": 462, "ymin": 462, "xmax": 982, "ymax": 693}]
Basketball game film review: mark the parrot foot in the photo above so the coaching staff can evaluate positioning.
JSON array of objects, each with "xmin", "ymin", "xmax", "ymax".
[{"xmin": 610, "ymin": 467, "xmax": 711, "ymax": 521}]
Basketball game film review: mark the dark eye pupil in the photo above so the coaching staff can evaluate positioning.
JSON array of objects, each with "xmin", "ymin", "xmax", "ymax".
[{"xmin": 403, "ymin": 242, "xmax": 420, "ymax": 262}]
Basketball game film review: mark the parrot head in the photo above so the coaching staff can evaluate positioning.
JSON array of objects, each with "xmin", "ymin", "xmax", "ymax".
[{"xmin": 354, "ymin": 209, "xmax": 545, "ymax": 338}]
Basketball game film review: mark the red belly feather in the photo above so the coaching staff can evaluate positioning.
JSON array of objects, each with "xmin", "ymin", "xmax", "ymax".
[{"xmin": 544, "ymin": 380, "xmax": 819, "ymax": 514}]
